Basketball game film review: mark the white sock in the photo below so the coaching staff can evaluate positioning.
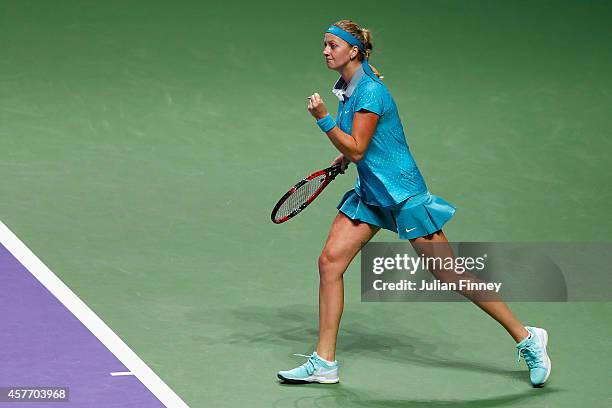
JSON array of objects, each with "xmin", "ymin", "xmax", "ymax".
[{"xmin": 316, "ymin": 353, "xmax": 336, "ymax": 365}]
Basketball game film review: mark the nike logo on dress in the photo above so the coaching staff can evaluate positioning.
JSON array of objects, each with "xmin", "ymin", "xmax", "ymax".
[{"xmin": 405, "ymin": 227, "xmax": 417, "ymax": 233}]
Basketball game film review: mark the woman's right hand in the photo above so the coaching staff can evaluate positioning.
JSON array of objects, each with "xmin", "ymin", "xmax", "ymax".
[{"xmin": 331, "ymin": 154, "xmax": 350, "ymax": 174}]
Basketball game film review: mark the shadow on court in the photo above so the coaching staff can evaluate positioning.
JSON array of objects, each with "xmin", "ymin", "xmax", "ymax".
[
  {"xmin": 190, "ymin": 305, "xmax": 531, "ymax": 380},
  {"xmin": 272, "ymin": 385, "xmax": 561, "ymax": 408}
]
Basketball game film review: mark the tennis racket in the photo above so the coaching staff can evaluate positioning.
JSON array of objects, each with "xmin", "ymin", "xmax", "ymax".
[{"xmin": 271, "ymin": 163, "xmax": 347, "ymax": 224}]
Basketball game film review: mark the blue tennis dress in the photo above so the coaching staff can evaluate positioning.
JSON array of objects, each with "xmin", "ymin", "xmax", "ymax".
[{"xmin": 333, "ymin": 65, "xmax": 456, "ymax": 239}]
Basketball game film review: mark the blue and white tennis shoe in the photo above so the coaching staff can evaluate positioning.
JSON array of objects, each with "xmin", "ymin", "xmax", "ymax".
[
  {"xmin": 277, "ymin": 352, "xmax": 339, "ymax": 384},
  {"xmin": 516, "ymin": 326, "xmax": 551, "ymax": 387}
]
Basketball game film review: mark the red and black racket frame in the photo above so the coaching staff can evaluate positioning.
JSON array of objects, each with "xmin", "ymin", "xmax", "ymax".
[{"xmin": 271, "ymin": 164, "xmax": 343, "ymax": 224}]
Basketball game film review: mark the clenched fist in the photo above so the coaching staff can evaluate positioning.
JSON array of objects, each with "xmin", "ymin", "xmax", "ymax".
[{"xmin": 307, "ymin": 92, "xmax": 329, "ymax": 120}]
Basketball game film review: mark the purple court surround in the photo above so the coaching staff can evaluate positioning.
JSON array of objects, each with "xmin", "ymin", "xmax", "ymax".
[{"xmin": 0, "ymin": 242, "xmax": 170, "ymax": 407}]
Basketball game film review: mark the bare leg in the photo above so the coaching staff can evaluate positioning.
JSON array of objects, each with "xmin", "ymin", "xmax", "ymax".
[
  {"xmin": 316, "ymin": 212, "xmax": 379, "ymax": 361},
  {"xmin": 410, "ymin": 231, "xmax": 529, "ymax": 343}
]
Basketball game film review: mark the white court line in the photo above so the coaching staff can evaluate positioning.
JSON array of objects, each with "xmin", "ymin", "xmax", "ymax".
[
  {"xmin": 111, "ymin": 372, "xmax": 135, "ymax": 377},
  {"xmin": 0, "ymin": 220, "xmax": 189, "ymax": 408}
]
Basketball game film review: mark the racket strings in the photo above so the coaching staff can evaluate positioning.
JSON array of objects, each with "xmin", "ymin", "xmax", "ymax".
[{"xmin": 275, "ymin": 174, "xmax": 327, "ymax": 219}]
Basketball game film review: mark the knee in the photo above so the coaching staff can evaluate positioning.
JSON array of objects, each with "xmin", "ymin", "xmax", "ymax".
[
  {"xmin": 318, "ymin": 250, "xmax": 344, "ymax": 283},
  {"xmin": 318, "ymin": 250, "xmax": 336, "ymax": 273}
]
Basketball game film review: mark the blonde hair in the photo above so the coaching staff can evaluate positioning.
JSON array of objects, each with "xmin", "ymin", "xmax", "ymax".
[{"xmin": 332, "ymin": 19, "xmax": 384, "ymax": 79}]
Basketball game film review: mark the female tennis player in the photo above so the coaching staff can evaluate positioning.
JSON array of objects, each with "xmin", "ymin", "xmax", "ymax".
[{"xmin": 277, "ymin": 19, "xmax": 551, "ymax": 387}]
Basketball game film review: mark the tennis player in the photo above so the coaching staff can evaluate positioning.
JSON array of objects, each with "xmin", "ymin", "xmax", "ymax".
[{"xmin": 277, "ymin": 19, "xmax": 551, "ymax": 387}]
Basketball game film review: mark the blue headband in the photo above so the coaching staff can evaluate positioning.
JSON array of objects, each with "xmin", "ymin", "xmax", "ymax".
[
  {"xmin": 326, "ymin": 25, "xmax": 364, "ymax": 51},
  {"xmin": 325, "ymin": 25, "xmax": 382, "ymax": 84}
]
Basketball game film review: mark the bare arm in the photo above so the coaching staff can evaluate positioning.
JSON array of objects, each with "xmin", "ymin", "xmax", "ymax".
[
  {"xmin": 307, "ymin": 92, "xmax": 379, "ymax": 163},
  {"xmin": 324, "ymin": 111, "xmax": 378, "ymax": 163}
]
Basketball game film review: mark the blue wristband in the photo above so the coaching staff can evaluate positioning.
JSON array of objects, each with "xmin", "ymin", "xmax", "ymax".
[{"xmin": 316, "ymin": 114, "xmax": 336, "ymax": 132}]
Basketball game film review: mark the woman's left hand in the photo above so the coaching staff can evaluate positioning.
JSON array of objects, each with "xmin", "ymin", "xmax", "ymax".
[{"xmin": 307, "ymin": 93, "xmax": 328, "ymax": 120}]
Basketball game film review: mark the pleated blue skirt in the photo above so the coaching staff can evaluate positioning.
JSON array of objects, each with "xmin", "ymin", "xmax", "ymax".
[{"xmin": 337, "ymin": 189, "xmax": 456, "ymax": 239}]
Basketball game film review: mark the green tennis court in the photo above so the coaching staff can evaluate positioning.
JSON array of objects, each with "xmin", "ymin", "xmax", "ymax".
[{"xmin": 1, "ymin": 1, "xmax": 611, "ymax": 406}]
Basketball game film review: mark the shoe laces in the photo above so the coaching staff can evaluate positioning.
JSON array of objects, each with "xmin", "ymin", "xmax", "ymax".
[
  {"xmin": 293, "ymin": 353, "xmax": 319, "ymax": 375},
  {"xmin": 517, "ymin": 344, "xmax": 543, "ymax": 369}
]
